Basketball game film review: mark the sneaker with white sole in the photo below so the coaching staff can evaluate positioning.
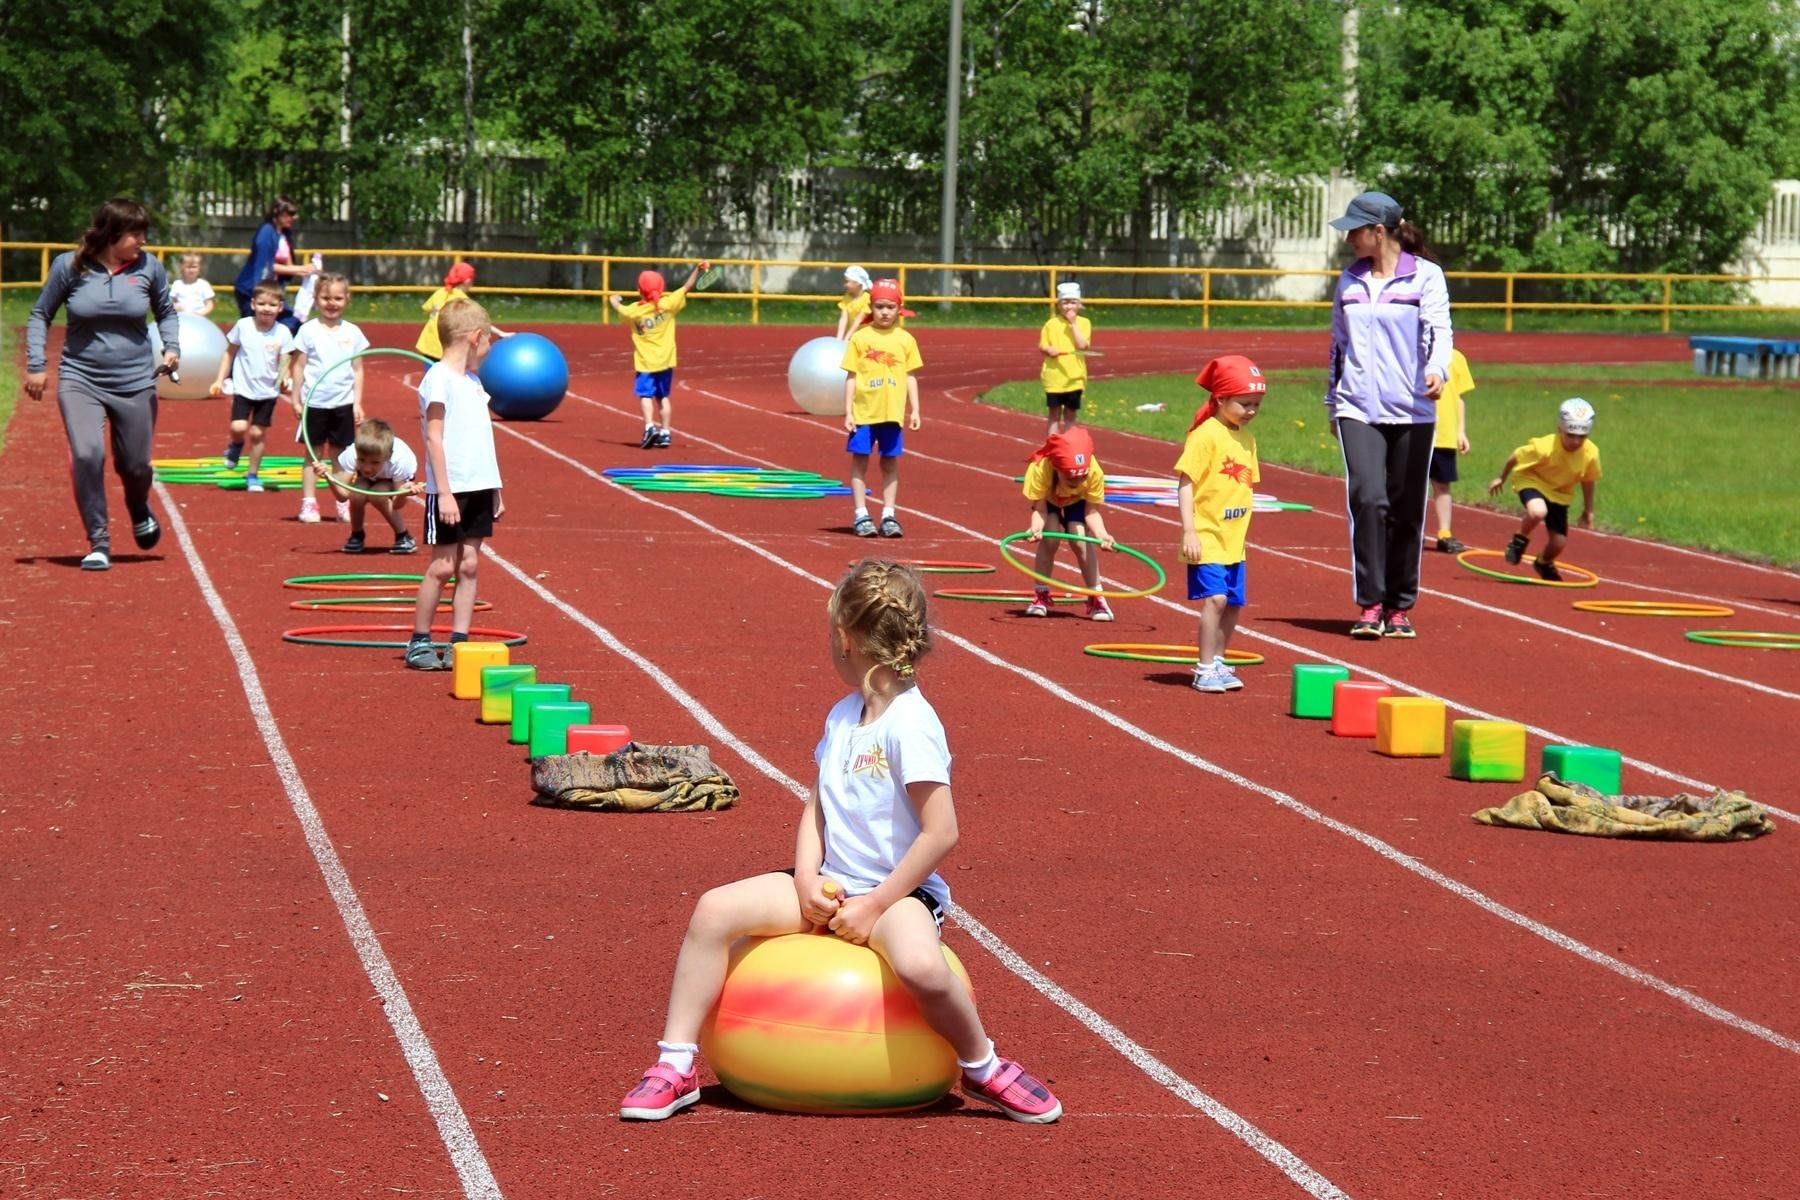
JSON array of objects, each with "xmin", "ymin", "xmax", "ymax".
[
  {"xmin": 961, "ymin": 1058, "xmax": 1062, "ymax": 1124},
  {"xmin": 878, "ymin": 515, "xmax": 903, "ymax": 538},
  {"xmin": 298, "ymin": 499, "xmax": 322, "ymax": 523},
  {"xmin": 619, "ymin": 1063, "xmax": 701, "ymax": 1120},
  {"xmin": 640, "ymin": 425, "xmax": 660, "ymax": 449},
  {"xmin": 403, "ymin": 639, "xmax": 447, "ymax": 670},
  {"xmin": 1349, "ymin": 604, "xmax": 1384, "ymax": 638},
  {"xmin": 335, "ymin": 500, "xmax": 351, "ymax": 523},
  {"xmin": 343, "ymin": 531, "xmax": 366, "ymax": 554},
  {"xmin": 391, "ymin": 532, "xmax": 417, "ymax": 555},
  {"xmin": 1191, "ymin": 665, "xmax": 1231, "ymax": 693},
  {"xmin": 655, "ymin": 429, "xmax": 672, "ymax": 449},
  {"xmin": 1024, "ymin": 589, "xmax": 1051, "ymax": 618},
  {"xmin": 853, "ymin": 513, "xmax": 878, "ymax": 537},
  {"xmin": 223, "ymin": 442, "xmax": 243, "ymax": 469},
  {"xmin": 1214, "ymin": 660, "xmax": 1245, "ymax": 690},
  {"xmin": 132, "ymin": 516, "xmax": 161, "ymax": 550},
  {"xmin": 1085, "ymin": 597, "xmax": 1114, "ymax": 622},
  {"xmin": 81, "ymin": 548, "xmax": 111, "ymax": 571},
  {"xmin": 245, "ymin": 474, "xmax": 264, "ymax": 493},
  {"xmin": 1381, "ymin": 609, "xmax": 1417, "ymax": 638}
]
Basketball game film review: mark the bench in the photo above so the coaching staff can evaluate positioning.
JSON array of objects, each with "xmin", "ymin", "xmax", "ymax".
[{"xmin": 1688, "ymin": 335, "xmax": 1800, "ymax": 379}]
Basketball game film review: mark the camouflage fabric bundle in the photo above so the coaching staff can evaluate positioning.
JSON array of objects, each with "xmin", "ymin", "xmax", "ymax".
[
  {"xmin": 1473, "ymin": 773, "xmax": 1773, "ymax": 840},
  {"xmin": 530, "ymin": 742, "xmax": 739, "ymax": 812}
]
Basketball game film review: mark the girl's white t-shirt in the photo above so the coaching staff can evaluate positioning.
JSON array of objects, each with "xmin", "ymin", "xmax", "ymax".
[
  {"xmin": 813, "ymin": 686, "xmax": 952, "ymax": 910},
  {"xmin": 418, "ymin": 362, "xmax": 501, "ymax": 494},
  {"xmin": 170, "ymin": 278, "xmax": 214, "ymax": 313},
  {"xmin": 294, "ymin": 318, "xmax": 369, "ymax": 409},
  {"xmin": 226, "ymin": 318, "xmax": 295, "ymax": 398}
]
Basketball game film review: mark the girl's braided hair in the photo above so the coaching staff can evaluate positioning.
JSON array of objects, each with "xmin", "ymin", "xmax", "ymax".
[{"xmin": 829, "ymin": 558, "xmax": 931, "ymax": 685}]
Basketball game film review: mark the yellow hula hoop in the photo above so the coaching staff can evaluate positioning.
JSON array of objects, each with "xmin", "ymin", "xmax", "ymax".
[
  {"xmin": 1573, "ymin": 599, "xmax": 1735, "ymax": 618},
  {"xmin": 1455, "ymin": 547, "xmax": 1599, "ymax": 589},
  {"xmin": 997, "ymin": 531, "xmax": 1168, "ymax": 600},
  {"xmin": 1084, "ymin": 643, "xmax": 1265, "ymax": 666}
]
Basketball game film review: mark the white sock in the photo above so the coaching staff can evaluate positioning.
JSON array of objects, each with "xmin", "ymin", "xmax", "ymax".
[
  {"xmin": 958, "ymin": 1041, "xmax": 998, "ymax": 1082},
  {"xmin": 854, "ymin": 507, "xmax": 870, "ymax": 519},
  {"xmin": 656, "ymin": 1040, "xmax": 698, "ymax": 1075}
]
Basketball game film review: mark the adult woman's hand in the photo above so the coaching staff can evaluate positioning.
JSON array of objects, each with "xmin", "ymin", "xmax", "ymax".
[
  {"xmin": 1423, "ymin": 372, "xmax": 1445, "ymax": 400},
  {"xmin": 24, "ymin": 372, "xmax": 47, "ymax": 400}
]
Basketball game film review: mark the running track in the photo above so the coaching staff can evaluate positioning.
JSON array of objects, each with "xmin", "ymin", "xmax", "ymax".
[{"xmin": 3, "ymin": 326, "xmax": 1796, "ymax": 1199}]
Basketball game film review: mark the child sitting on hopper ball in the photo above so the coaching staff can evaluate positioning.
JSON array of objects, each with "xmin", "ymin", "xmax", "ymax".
[
  {"xmin": 314, "ymin": 418, "xmax": 422, "ymax": 555},
  {"xmin": 619, "ymin": 560, "xmax": 1061, "ymax": 1124},
  {"xmin": 1488, "ymin": 397, "xmax": 1602, "ymax": 582}
]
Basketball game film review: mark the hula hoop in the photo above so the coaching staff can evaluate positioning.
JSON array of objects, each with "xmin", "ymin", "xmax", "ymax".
[
  {"xmin": 1573, "ymin": 599, "xmax": 1735, "ymax": 618},
  {"xmin": 997, "ymin": 531, "xmax": 1167, "ymax": 600},
  {"xmin": 1684, "ymin": 630, "xmax": 1800, "ymax": 650},
  {"xmin": 289, "ymin": 595, "xmax": 489, "ymax": 613},
  {"xmin": 282, "ymin": 623, "xmax": 527, "ymax": 649},
  {"xmin": 1455, "ymin": 548, "xmax": 1599, "ymax": 589},
  {"xmin": 284, "ymin": 572, "xmax": 457, "ymax": 593},
  {"xmin": 855, "ymin": 560, "xmax": 996, "ymax": 575},
  {"xmin": 933, "ymin": 589, "xmax": 1086, "ymax": 604},
  {"xmin": 301, "ymin": 348, "xmax": 436, "ymax": 497},
  {"xmin": 1084, "ymin": 643, "xmax": 1265, "ymax": 667}
]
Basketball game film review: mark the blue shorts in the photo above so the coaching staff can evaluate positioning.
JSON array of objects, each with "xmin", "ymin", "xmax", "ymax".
[
  {"xmin": 1187, "ymin": 561, "xmax": 1247, "ymax": 607},
  {"xmin": 634, "ymin": 369, "xmax": 674, "ymax": 400},
  {"xmin": 846, "ymin": 422, "xmax": 904, "ymax": 458}
]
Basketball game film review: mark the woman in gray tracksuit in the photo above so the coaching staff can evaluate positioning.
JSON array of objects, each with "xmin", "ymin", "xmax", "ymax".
[
  {"xmin": 25, "ymin": 198, "xmax": 180, "ymax": 571},
  {"xmin": 1324, "ymin": 190, "xmax": 1454, "ymax": 641}
]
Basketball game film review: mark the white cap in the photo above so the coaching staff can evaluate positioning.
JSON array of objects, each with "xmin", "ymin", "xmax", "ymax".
[
  {"xmin": 1558, "ymin": 397, "xmax": 1595, "ymax": 436},
  {"xmin": 844, "ymin": 265, "xmax": 872, "ymax": 290},
  {"xmin": 1056, "ymin": 282, "xmax": 1082, "ymax": 302}
]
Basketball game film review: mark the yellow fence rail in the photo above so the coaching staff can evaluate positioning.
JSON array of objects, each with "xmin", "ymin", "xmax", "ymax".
[{"xmin": 8, "ymin": 240, "xmax": 1800, "ymax": 333}]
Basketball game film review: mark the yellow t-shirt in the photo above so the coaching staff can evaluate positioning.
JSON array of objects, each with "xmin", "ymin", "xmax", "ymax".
[
  {"xmin": 840, "ymin": 325, "xmax": 922, "ymax": 426},
  {"xmin": 415, "ymin": 285, "xmax": 469, "ymax": 358},
  {"xmin": 838, "ymin": 291, "xmax": 871, "ymax": 328},
  {"xmin": 1021, "ymin": 457, "xmax": 1106, "ymax": 509},
  {"xmin": 1174, "ymin": 419, "xmax": 1260, "ymax": 564},
  {"xmin": 1039, "ymin": 314, "xmax": 1092, "ymax": 393},
  {"xmin": 1510, "ymin": 434, "xmax": 1601, "ymax": 505},
  {"xmin": 616, "ymin": 287, "xmax": 690, "ymax": 373},
  {"xmin": 1433, "ymin": 349, "xmax": 1475, "ymax": 450}
]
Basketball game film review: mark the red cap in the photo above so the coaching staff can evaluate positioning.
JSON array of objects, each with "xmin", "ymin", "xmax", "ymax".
[
  {"xmin": 1190, "ymin": 355, "xmax": 1266, "ymax": 429},
  {"xmin": 444, "ymin": 262, "xmax": 476, "ymax": 290},
  {"xmin": 1031, "ymin": 426, "xmax": 1096, "ymax": 476},
  {"xmin": 870, "ymin": 278, "xmax": 902, "ymax": 306},
  {"xmin": 637, "ymin": 270, "xmax": 666, "ymax": 302}
]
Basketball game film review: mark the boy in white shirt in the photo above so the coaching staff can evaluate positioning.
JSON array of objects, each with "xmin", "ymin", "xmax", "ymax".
[
  {"xmin": 406, "ymin": 298, "xmax": 503, "ymax": 670},
  {"xmin": 286, "ymin": 273, "xmax": 370, "ymax": 523},
  {"xmin": 210, "ymin": 279, "xmax": 295, "ymax": 491},
  {"xmin": 315, "ymin": 418, "xmax": 421, "ymax": 555},
  {"xmin": 170, "ymin": 253, "xmax": 216, "ymax": 317}
]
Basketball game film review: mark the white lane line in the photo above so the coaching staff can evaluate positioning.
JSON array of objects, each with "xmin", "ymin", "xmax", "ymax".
[
  {"xmin": 486, "ymin": 430, "xmax": 1350, "ymax": 1199},
  {"xmin": 500, "ymin": 420, "xmax": 1800, "ymax": 1064},
  {"xmin": 155, "ymin": 483, "xmax": 502, "ymax": 1199}
]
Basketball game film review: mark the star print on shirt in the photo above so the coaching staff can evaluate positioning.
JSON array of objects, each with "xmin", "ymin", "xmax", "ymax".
[{"xmin": 1219, "ymin": 457, "xmax": 1254, "ymax": 484}]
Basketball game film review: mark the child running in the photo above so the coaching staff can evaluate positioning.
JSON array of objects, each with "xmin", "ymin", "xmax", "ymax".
[
  {"xmin": 1038, "ymin": 282, "xmax": 1092, "ymax": 435},
  {"xmin": 610, "ymin": 262, "xmax": 705, "ymax": 449},
  {"xmin": 1428, "ymin": 348, "xmax": 1475, "ymax": 552},
  {"xmin": 1177, "ymin": 355, "xmax": 1265, "ymax": 693},
  {"xmin": 1488, "ymin": 397, "xmax": 1601, "ymax": 582},
  {"xmin": 1020, "ymin": 425, "xmax": 1115, "ymax": 620},
  {"xmin": 317, "ymin": 418, "xmax": 421, "ymax": 555},
  {"xmin": 841, "ymin": 278, "xmax": 921, "ymax": 538},
  {"xmin": 406, "ymin": 299, "xmax": 503, "ymax": 670},
  {"xmin": 619, "ymin": 559, "xmax": 1062, "ymax": 1124},
  {"xmin": 834, "ymin": 265, "xmax": 872, "ymax": 339},
  {"xmin": 287, "ymin": 273, "xmax": 369, "ymax": 523},
  {"xmin": 212, "ymin": 278, "xmax": 295, "ymax": 491}
]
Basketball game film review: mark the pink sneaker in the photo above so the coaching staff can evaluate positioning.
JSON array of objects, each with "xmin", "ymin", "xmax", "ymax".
[
  {"xmin": 619, "ymin": 1062, "xmax": 700, "ymax": 1120},
  {"xmin": 1085, "ymin": 597, "xmax": 1114, "ymax": 622},
  {"xmin": 962, "ymin": 1058, "xmax": 1062, "ymax": 1123},
  {"xmin": 297, "ymin": 499, "xmax": 322, "ymax": 524},
  {"xmin": 335, "ymin": 499, "xmax": 352, "ymax": 523}
]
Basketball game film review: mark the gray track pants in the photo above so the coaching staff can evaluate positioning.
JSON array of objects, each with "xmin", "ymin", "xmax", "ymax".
[
  {"xmin": 1338, "ymin": 418, "xmax": 1435, "ymax": 612},
  {"xmin": 55, "ymin": 376, "xmax": 158, "ymax": 552}
]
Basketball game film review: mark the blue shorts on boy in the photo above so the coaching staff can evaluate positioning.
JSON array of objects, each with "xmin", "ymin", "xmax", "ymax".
[
  {"xmin": 846, "ymin": 422, "xmax": 904, "ymax": 458},
  {"xmin": 635, "ymin": 369, "xmax": 673, "ymax": 400},
  {"xmin": 1188, "ymin": 561, "xmax": 1248, "ymax": 607}
]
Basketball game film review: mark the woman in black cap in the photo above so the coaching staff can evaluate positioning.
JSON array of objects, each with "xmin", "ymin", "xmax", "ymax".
[{"xmin": 1323, "ymin": 190, "xmax": 1454, "ymax": 639}]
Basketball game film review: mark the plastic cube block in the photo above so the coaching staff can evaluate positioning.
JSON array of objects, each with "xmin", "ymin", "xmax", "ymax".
[
  {"xmin": 478, "ymin": 665, "xmax": 538, "ymax": 725},
  {"xmin": 528, "ymin": 702, "xmax": 592, "ymax": 758},
  {"xmin": 1375, "ymin": 696, "xmax": 1446, "ymax": 757},
  {"xmin": 451, "ymin": 641, "xmax": 510, "ymax": 700},
  {"xmin": 1450, "ymin": 720, "xmax": 1527, "ymax": 782},
  {"xmin": 1291, "ymin": 663, "xmax": 1352, "ymax": 719},
  {"xmin": 508, "ymin": 683, "xmax": 573, "ymax": 745},
  {"xmin": 1330, "ymin": 681, "xmax": 1393, "ymax": 737},
  {"xmin": 566, "ymin": 725, "xmax": 632, "ymax": 756},
  {"xmin": 1542, "ymin": 744, "xmax": 1622, "ymax": 795}
]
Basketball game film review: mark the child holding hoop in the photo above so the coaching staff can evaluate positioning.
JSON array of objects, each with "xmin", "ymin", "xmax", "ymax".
[
  {"xmin": 619, "ymin": 559, "xmax": 1062, "ymax": 1125},
  {"xmin": 1177, "ymin": 356, "xmax": 1264, "ymax": 694},
  {"xmin": 316, "ymin": 418, "xmax": 421, "ymax": 555},
  {"xmin": 406, "ymin": 299, "xmax": 503, "ymax": 670},
  {"xmin": 288, "ymin": 273, "xmax": 369, "ymax": 523},
  {"xmin": 1021, "ymin": 425, "xmax": 1115, "ymax": 620},
  {"xmin": 841, "ymin": 278, "xmax": 921, "ymax": 539},
  {"xmin": 1488, "ymin": 398, "xmax": 1601, "ymax": 582},
  {"xmin": 1039, "ymin": 282, "xmax": 1092, "ymax": 435},
  {"xmin": 611, "ymin": 262, "xmax": 705, "ymax": 449}
]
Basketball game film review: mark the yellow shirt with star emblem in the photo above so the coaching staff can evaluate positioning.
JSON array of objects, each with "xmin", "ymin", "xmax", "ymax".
[{"xmin": 1174, "ymin": 418, "xmax": 1260, "ymax": 564}]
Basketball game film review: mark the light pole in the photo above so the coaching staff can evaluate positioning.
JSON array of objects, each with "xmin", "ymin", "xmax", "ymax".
[{"xmin": 939, "ymin": 0, "xmax": 963, "ymax": 311}]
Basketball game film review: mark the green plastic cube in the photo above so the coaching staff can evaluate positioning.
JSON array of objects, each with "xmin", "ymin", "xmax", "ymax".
[
  {"xmin": 479, "ymin": 664, "xmax": 538, "ymax": 725},
  {"xmin": 1290, "ymin": 663, "xmax": 1351, "ymax": 719},
  {"xmin": 1451, "ymin": 720, "xmax": 1527, "ymax": 782},
  {"xmin": 527, "ymin": 701, "xmax": 592, "ymax": 758},
  {"xmin": 508, "ymin": 683, "xmax": 573, "ymax": 745},
  {"xmin": 1542, "ymin": 744, "xmax": 1622, "ymax": 795}
]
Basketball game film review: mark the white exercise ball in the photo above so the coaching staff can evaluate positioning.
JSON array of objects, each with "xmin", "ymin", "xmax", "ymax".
[
  {"xmin": 147, "ymin": 314, "xmax": 229, "ymax": 401},
  {"xmin": 787, "ymin": 336, "xmax": 850, "ymax": 416}
]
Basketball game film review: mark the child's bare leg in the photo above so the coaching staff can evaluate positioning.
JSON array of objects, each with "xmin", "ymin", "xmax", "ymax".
[
  {"xmin": 412, "ymin": 544, "xmax": 458, "ymax": 632},
  {"xmin": 1431, "ymin": 481, "xmax": 1454, "ymax": 535},
  {"xmin": 301, "ymin": 459, "xmax": 320, "ymax": 504},
  {"xmin": 849, "ymin": 452, "xmax": 873, "ymax": 514},
  {"xmin": 1046, "ymin": 407, "xmax": 1068, "ymax": 437},
  {"xmin": 659, "ymin": 397, "xmax": 673, "ymax": 437},
  {"xmin": 879, "ymin": 454, "xmax": 900, "ymax": 517},
  {"xmin": 1539, "ymin": 529, "xmax": 1569, "ymax": 565},
  {"xmin": 869, "ymin": 901, "xmax": 989, "ymax": 1063},
  {"xmin": 661, "ymin": 873, "xmax": 809, "ymax": 1044},
  {"xmin": 1519, "ymin": 497, "xmax": 1548, "ymax": 539},
  {"xmin": 347, "ymin": 494, "xmax": 367, "ymax": 533},
  {"xmin": 448, "ymin": 540, "xmax": 482, "ymax": 635},
  {"xmin": 1032, "ymin": 526, "xmax": 1060, "ymax": 582},
  {"xmin": 639, "ymin": 395, "xmax": 656, "ymax": 430},
  {"xmin": 372, "ymin": 490, "xmax": 406, "ymax": 534},
  {"xmin": 1067, "ymin": 520, "xmax": 1101, "ymax": 590},
  {"xmin": 1197, "ymin": 594, "xmax": 1229, "ymax": 662},
  {"xmin": 229, "ymin": 417, "xmax": 250, "ymax": 456}
]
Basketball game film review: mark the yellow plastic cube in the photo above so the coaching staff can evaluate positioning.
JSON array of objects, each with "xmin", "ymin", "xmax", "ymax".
[
  {"xmin": 451, "ymin": 641, "xmax": 510, "ymax": 700},
  {"xmin": 1375, "ymin": 696, "xmax": 1446, "ymax": 757},
  {"xmin": 1451, "ymin": 720, "xmax": 1528, "ymax": 782}
]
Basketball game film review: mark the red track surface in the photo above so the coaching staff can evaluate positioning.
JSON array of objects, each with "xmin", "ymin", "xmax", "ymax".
[{"xmin": 4, "ymin": 325, "xmax": 1797, "ymax": 1199}]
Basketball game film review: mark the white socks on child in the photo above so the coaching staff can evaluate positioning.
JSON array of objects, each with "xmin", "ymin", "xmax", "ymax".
[
  {"xmin": 958, "ymin": 1040, "xmax": 999, "ymax": 1082},
  {"xmin": 656, "ymin": 1040, "xmax": 698, "ymax": 1075}
]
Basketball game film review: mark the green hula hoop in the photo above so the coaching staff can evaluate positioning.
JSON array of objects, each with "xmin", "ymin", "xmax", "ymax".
[
  {"xmin": 1684, "ymin": 630, "xmax": 1800, "ymax": 650},
  {"xmin": 281, "ymin": 623, "xmax": 527, "ymax": 649},
  {"xmin": 997, "ymin": 530, "xmax": 1167, "ymax": 600},
  {"xmin": 1084, "ymin": 643, "xmax": 1265, "ymax": 666},
  {"xmin": 301, "ymin": 347, "xmax": 436, "ymax": 497},
  {"xmin": 933, "ymin": 589, "xmax": 1086, "ymax": 604},
  {"xmin": 288, "ymin": 595, "xmax": 486, "ymax": 612},
  {"xmin": 1455, "ymin": 547, "xmax": 1598, "ymax": 588}
]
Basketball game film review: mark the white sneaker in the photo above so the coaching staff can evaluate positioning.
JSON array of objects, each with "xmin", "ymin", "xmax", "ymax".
[
  {"xmin": 335, "ymin": 500, "xmax": 352, "ymax": 523},
  {"xmin": 1191, "ymin": 666, "xmax": 1231, "ymax": 694},
  {"xmin": 298, "ymin": 500, "xmax": 322, "ymax": 523}
]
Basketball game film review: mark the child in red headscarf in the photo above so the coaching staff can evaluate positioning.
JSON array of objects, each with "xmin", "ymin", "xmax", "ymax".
[
  {"xmin": 1177, "ymin": 355, "xmax": 1265, "ymax": 693},
  {"xmin": 1020, "ymin": 425, "xmax": 1116, "ymax": 620},
  {"xmin": 612, "ymin": 262, "xmax": 706, "ymax": 449},
  {"xmin": 839, "ymin": 278, "xmax": 921, "ymax": 537},
  {"xmin": 416, "ymin": 262, "xmax": 478, "ymax": 361}
]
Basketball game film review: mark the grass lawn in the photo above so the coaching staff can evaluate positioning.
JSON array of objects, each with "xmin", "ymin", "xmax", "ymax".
[{"xmin": 979, "ymin": 362, "xmax": 1800, "ymax": 570}]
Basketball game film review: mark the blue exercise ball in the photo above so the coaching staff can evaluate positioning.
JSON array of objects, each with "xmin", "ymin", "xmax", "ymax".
[{"xmin": 480, "ymin": 332, "xmax": 569, "ymax": 420}]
